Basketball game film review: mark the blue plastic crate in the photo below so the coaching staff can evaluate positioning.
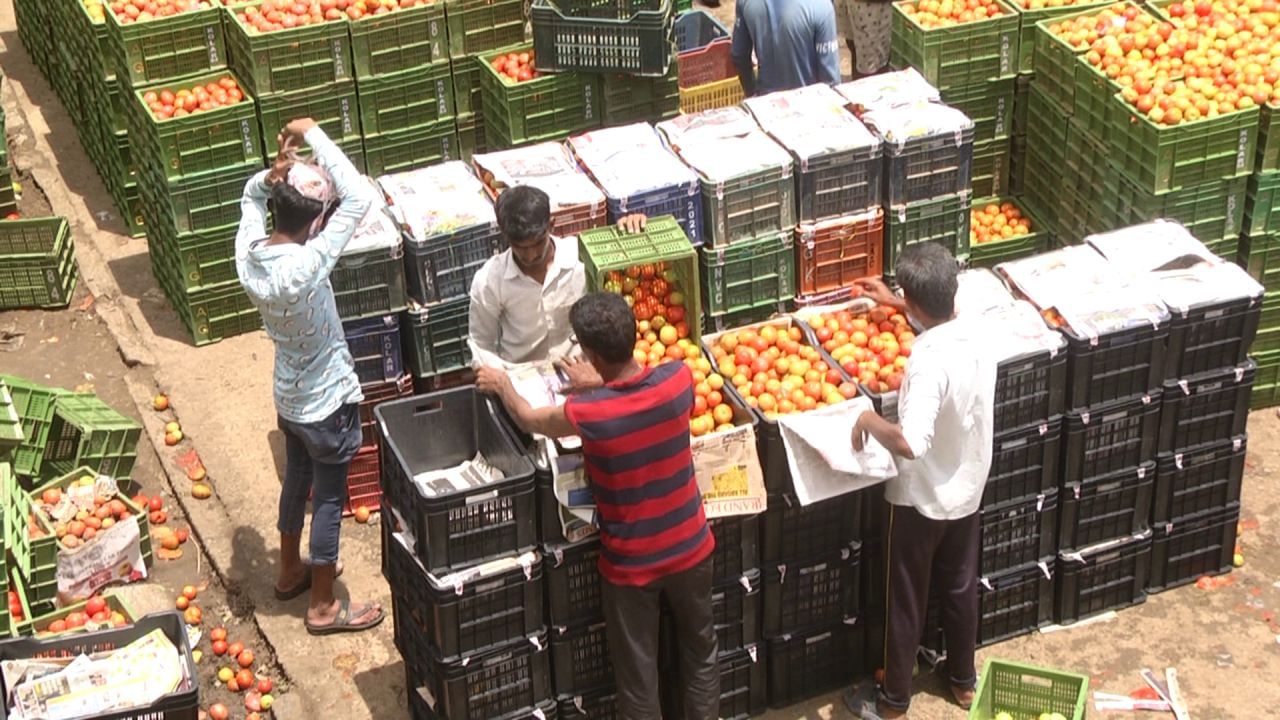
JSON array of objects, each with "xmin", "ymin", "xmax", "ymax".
[
  {"xmin": 605, "ymin": 181, "xmax": 705, "ymax": 247},
  {"xmin": 344, "ymin": 314, "xmax": 405, "ymax": 386}
]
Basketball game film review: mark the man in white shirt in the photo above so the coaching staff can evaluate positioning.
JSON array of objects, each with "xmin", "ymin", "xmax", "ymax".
[
  {"xmin": 846, "ymin": 243, "xmax": 996, "ymax": 720},
  {"xmin": 468, "ymin": 185, "xmax": 644, "ymax": 389}
]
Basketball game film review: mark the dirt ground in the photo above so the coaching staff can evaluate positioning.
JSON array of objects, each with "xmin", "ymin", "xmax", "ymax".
[{"xmin": 2, "ymin": 0, "xmax": 1280, "ymax": 718}]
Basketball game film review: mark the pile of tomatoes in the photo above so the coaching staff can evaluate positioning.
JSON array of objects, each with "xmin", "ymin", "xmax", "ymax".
[
  {"xmin": 970, "ymin": 201, "xmax": 1033, "ymax": 245},
  {"xmin": 30, "ymin": 479, "xmax": 144, "ymax": 551},
  {"xmin": 36, "ymin": 596, "xmax": 129, "ymax": 637},
  {"xmin": 234, "ymin": 0, "xmax": 428, "ymax": 31},
  {"xmin": 807, "ymin": 305, "xmax": 913, "ymax": 395},
  {"xmin": 108, "ymin": 0, "xmax": 210, "ymax": 24},
  {"xmin": 142, "ymin": 77, "xmax": 244, "ymax": 120},
  {"xmin": 899, "ymin": 0, "xmax": 1007, "ymax": 29},
  {"xmin": 491, "ymin": 50, "xmax": 540, "ymax": 83},
  {"xmin": 83, "ymin": 0, "xmax": 107, "ymax": 23},
  {"xmin": 709, "ymin": 324, "xmax": 859, "ymax": 419},
  {"xmin": 602, "ymin": 263, "xmax": 693, "ymax": 366}
]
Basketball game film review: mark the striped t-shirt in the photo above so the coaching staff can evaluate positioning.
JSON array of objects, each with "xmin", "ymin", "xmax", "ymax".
[{"xmin": 563, "ymin": 361, "xmax": 715, "ymax": 587}]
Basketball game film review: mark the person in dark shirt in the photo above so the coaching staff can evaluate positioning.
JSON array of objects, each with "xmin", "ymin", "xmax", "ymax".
[
  {"xmin": 477, "ymin": 292, "xmax": 720, "ymax": 719},
  {"xmin": 732, "ymin": 0, "xmax": 843, "ymax": 96}
]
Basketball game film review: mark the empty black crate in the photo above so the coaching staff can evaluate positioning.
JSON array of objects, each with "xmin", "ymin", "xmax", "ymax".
[
  {"xmin": 544, "ymin": 538, "xmax": 604, "ymax": 627},
  {"xmin": 411, "ymin": 632, "xmax": 553, "ymax": 720},
  {"xmin": 383, "ymin": 523, "xmax": 543, "ymax": 661},
  {"xmin": 1153, "ymin": 436, "xmax": 1246, "ymax": 525},
  {"xmin": 1062, "ymin": 391, "xmax": 1163, "ymax": 487},
  {"xmin": 762, "ymin": 492, "xmax": 861, "ymax": 564},
  {"xmin": 993, "ymin": 345, "xmax": 1067, "ymax": 434},
  {"xmin": 1059, "ymin": 462, "xmax": 1155, "ymax": 551},
  {"xmin": 376, "ymin": 389, "xmax": 537, "ymax": 573},
  {"xmin": 713, "ymin": 569, "xmax": 762, "ymax": 656},
  {"xmin": 1055, "ymin": 531, "xmax": 1152, "ymax": 625},
  {"xmin": 765, "ymin": 619, "xmax": 864, "ymax": 708},
  {"xmin": 709, "ymin": 514, "xmax": 762, "ymax": 584},
  {"xmin": 798, "ymin": 144, "xmax": 883, "ymax": 223},
  {"xmin": 662, "ymin": 645, "xmax": 768, "ymax": 720},
  {"xmin": 405, "ymin": 221, "xmax": 503, "ymax": 304},
  {"xmin": 1158, "ymin": 361, "xmax": 1254, "ymax": 454},
  {"xmin": 886, "ymin": 124, "xmax": 975, "ymax": 206},
  {"xmin": 1164, "ymin": 292, "xmax": 1261, "ymax": 380},
  {"xmin": 980, "ymin": 490, "xmax": 1058, "ymax": 577},
  {"xmin": 984, "ymin": 418, "xmax": 1062, "ymax": 509},
  {"xmin": 411, "ymin": 688, "xmax": 553, "ymax": 720},
  {"xmin": 922, "ymin": 558, "xmax": 1056, "ymax": 650},
  {"xmin": 1149, "ymin": 503, "xmax": 1240, "ymax": 592},
  {"xmin": 558, "ymin": 685, "xmax": 618, "ymax": 719},
  {"xmin": 763, "ymin": 542, "xmax": 860, "ymax": 637},
  {"xmin": 0, "ymin": 611, "xmax": 199, "ymax": 720},
  {"xmin": 1062, "ymin": 322, "xmax": 1167, "ymax": 411},
  {"xmin": 550, "ymin": 620, "xmax": 613, "ymax": 697}
]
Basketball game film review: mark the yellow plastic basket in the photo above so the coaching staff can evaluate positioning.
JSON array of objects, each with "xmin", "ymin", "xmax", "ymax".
[{"xmin": 679, "ymin": 77, "xmax": 744, "ymax": 115}]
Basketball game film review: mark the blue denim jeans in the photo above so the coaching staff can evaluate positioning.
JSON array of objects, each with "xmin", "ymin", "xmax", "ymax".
[{"xmin": 277, "ymin": 403, "xmax": 362, "ymax": 565}]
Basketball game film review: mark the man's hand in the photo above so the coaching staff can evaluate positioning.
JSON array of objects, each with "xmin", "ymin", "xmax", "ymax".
[
  {"xmin": 281, "ymin": 118, "xmax": 319, "ymax": 145},
  {"xmin": 854, "ymin": 277, "xmax": 900, "ymax": 308},
  {"xmin": 475, "ymin": 366, "xmax": 512, "ymax": 397},
  {"xmin": 616, "ymin": 214, "xmax": 647, "ymax": 234},
  {"xmin": 851, "ymin": 412, "xmax": 869, "ymax": 452},
  {"xmin": 266, "ymin": 139, "xmax": 295, "ymax": 186},
  {"xmin": 559, "ymin": 356, "xmax": 603, "ymax": 394}
]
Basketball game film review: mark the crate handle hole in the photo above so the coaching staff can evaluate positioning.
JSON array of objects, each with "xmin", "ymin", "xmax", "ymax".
[
  {"xmin": 1019, "ymin": 674, "xmax": 1054, "ymax": 689},
  {"xmin": 413, "ymin": 401, "xmax": 445, "ymax": 416}
]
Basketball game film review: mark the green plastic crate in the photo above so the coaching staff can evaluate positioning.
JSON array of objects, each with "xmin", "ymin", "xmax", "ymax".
[
  {"xmin": 1008, "ymin": 132, "xmax": 1027, "ymax": 194},
  {"xmin": 1012, "ymin": 0, "xmax": 1112, "ymax": 73},
  {"xmin": 0, "ymin": 377, "xmax": 74, "ymax": 480},
  {"xmin": 890, "ymin": 0, "xmax": 1020, "ymax": 92},
  {"xmin": 138, "ymin": 165, "xmax": 251, "ymax": 236},
  {"xmin": 1259, "ymin": 103, "xmax": 1280, "ymax": 173},
  {"xmin": 224, "ymin": 3, "xmax": 352, "ymax": 96},
  {"xmin": 104, "ymin": 3, "xmax": 226, "ymax": 86},
  {"xmin": 1072, "ymin": 60, "xmax": 1119, "ymax": 143},
  {"xmin": 362, "ymin": 120, "xmax": 462, "ymax": 177},
  {"xmin": 971, "ymin": 137, "xmax": 1011, "ymax": 199},
  {"xmin": 20, "ymin": 467, "xmax": 153, "ymax": 605},
  {"xmin": 42, "ymin": 397, "xmax": 142, "ymax": 482},
  {"xmin": 126, "ymin": 71, "xmax": 263, "ymax": 182},
  {"xmin": 602, "ymin": 63, "xmax": 681, "ymax": 126},
  {"xmin": 698, "ymin": 165, "xmax": 796, "ymax": 249},
  {"xmin": 477, "ymin": 46, "xmax": 602, "ymax": 147},
  {"xmin": 1115, "ymin": 173, "xmax": 1247, "ymax": 247},
  {"xmin": 969, "ymin": 659, "xmax": 1088, "ymax": 720},
  {"xmin": 169, "ymin": 281, "xmax": 263, "ymax": 346},
  {"xmin": 1245, "ymin": 171, "xmax": 1280, "ymax": 237},
  {"xmin": 579, "ymin": 215, "xmax": 702, "ymax": 344},
  {"xmin": 450, "ymin": 54, "xmax": 485, "ymax": 116},
  {"xmin": 943, "ymin": 76, "xmax": 1016, "ymax": 144},
  {"xmin": 119, "ymin": 183, "xmax": 147, "ymax": 240},
  {"xmin": 0, "ymin": 217, "xmax": 66, "ymax": 257},
  {"xmin": 1244, "ymin": 232, "xmax": 1280, "ymax": 291},
  {"xmin": 1252, "ymin": 289, "xmax": 1280, "ymax": 353},
  {"xmin": 14, "ymin": 0, "xmax": 53, "ymax": 78},
  {"xmin": 698, "ymin": 231, "xmax": 795, "ymax": 317},
  {"xmin": 149, "ymin": 222, "xmax": 239, "ymax": 293},
  {"xmin": 456, "ymin": 113, "xmax": 487, "ymax": 163},
  {"xmin": 967, "ymin": 196, "xmax": 1051, "ymax": 268},
  {"xmin": 350, "ymin": 2, "xmax": 449, "ymax": 79},
  {"xmin": 0, "ymin": 221, "xmax": 78, "ymax": 312},
  {"xmin": 1107, "ymin": 99, "xmax": 1258, "ymax": 194},
  {"xmin": 1250, "ymin": 348, "xmax": 1280, "ymax": 409},
  {"xmin": 445, "ymin": 0, "xmax": 527, "ymax": 59},
  {"xmin": 65, "ymin": 0, "xmax": 115, "ymax": 84},
  {"xmin": 404, "ymin": 298, "xmax": 472, "ymax": 379},
  {"xmin": 1030, "ymin": 5, "xmax": 1105, "ymax": 114},
  {"xmin": 12, "ymin": 589, "xmax": 136, "ymax": 638},
  {"xmin": 0, "ymin": 382, "xmax": 22, "ymax": 455},
  {"xmin": 357, "ymin": 64, "xmax": 456, "ymax": 136},
  {"xmin": 257, "ymin": 80, "xmax": 362, "ymax": 161},
  {"xmin": 885, "ymin": 192, "xmax": 972, "ymax": 275}
]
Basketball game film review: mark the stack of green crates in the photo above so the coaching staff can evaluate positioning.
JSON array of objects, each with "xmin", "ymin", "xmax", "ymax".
[
  {"xmin": 350, "ymin": 2, "xmax": 461, "ymax": 175},
  {"xmin": 0, "ymin": 375, "xmax": 74, "ymax": 484},
  {"xmin": 40, "ymin": 395, "xmax": 142, "ymax": 483},
  {"xmin": 1243, "ymin": 164, "xmax": 1280, "ymax": 407},
  {"xmin": 1, "ymin": 379, "xmax": 22, "ymax": 627},
  {"xmin": 476, "ymin": 42, "xmax": 603, "ymax": 149},
  {"xmin": 446, "ymin": 0, "xmax": 531, "ymax": 159},
  {"xmin": 0, "ymin": 99, "xmax": 15, "ymax": 218},
  {"xmin": 0, "ymin": 218, "xmax": 79, "ymax": 312},
  {"xmin": 12, "ymin": 0, "xmax": 54, "ymax": 81}
]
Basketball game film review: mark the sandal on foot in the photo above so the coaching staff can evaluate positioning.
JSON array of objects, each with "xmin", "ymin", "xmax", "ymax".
[
  {"xmin": 274, "ymin": 562, "xmax": 345, "ymax": 601},
  {"xmin": 305, "ymin": 600, "xmax": 384, "ymax": 636}
]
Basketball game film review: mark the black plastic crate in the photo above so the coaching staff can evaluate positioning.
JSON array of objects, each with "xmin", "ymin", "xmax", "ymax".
[
  {"xmin": 531, "ymin": 0, "xmax": 675, "ymax": 76},
  {"xmin": 980, "ymin": 490, "xmax": 1058, "ymax": 577},
  {"xmin": 1158, "ymin": 361, "xmax": 1254, "ymax": 454},
  {"xmin": 708, "ymin": 514, "xmax": 761, "ymax": 584},
  {"xmin": 762, "ymin": 542, "xmax": 860, "ymax": 637},
  {"xmin": 410, "ymin": 632, "xmax": 553, "ymax": 720},
  {"xmin": 333, "ymin": 242, "xmax": 410, "ymax": 322},
  {"xmin": 662, "ymin": 645, "xmax": 768, "ymax": 720},
  {"xmin": 1165, "ymin": 292, "xmax": 1261, "ymax": 380},
  {"xmin": 0, "ymin": 611, "xmax": 198, "ymax": 720},
  {"xmin": 886, "ymin": 124, "xmax": 975, "ymax": 206},
  {"xmin": 344, "ymin": 313, "xmax": 404, "ymax": 386},
  {"xmin": 1062, "ymin": 391, "xmax": 1163, "ymax": 487},
  {"xmin": 605, "ymin": 182, "xmax": 705, "ymax": 248},
  {"xmin": 762, "ymin": 492, "xmax": 861, "ymax": 565},
  {"xmin": 557, "ymin": 685, "xmax": 619, "ymax": 719},
  {"xmin": 1059, "ymin": 462, "xmax": 1155, "ymax": 552},
  {"xmin": 712, "ymin": 569, "xmax": 762, "ymax": 656},
  {"xmin": 1149, "ymin": 504, "xmax": 1240, "ymax": 593},
  {"xmin": 1062, "ymin": 323, "xmax": 1168, "ymax": 411},
  {"xmin": 550, "ymin": 620, "xmax": 613, "ymax": 697},
  {"xmin": 1154, "ymin": 436, "xmax": 1246, "ymax": 525},
  {"xmin": 993, "ymin": 345, "xmax": 1067, "ymax": 434},
  {"xmin": 765, "ymin": 619, "xmax": 863, "ymax": 709},
  {"xmin": 983, "ymin": 418, "xmax": 1062, "ymax": 510},
  {"xmin": 544, "ymin": 538, "xmax": 605, "ymax": 627},
  {"xmin": 403, "ymin": 297, "xmax": 472, "ymax": 379},
  {"xmin": 978, "ymin": 559, "xmax": 1055, "ymax": 646},
  {"xmin": 376, "ymin": 389, "xmax": 538, "ymax": 574},
  {"xmin": 1055, "ymin": 532, "xmax": 1152, "ymax": 625},
  {"xmin": 797, "ymin": 144, "xmax": 884, "ymax": 223},
  {"xmin": 382, "ymin": 522, "xmax": 543, "ymax": 661},
  {"xmin": 405, "ymin": 221, "xmax": 504, "ymax": 305}
]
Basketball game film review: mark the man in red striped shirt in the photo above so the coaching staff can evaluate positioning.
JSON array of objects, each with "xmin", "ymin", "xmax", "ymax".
[{"xmin": 477, "ymin": 291, "xmax": 720, "ymax": 719}]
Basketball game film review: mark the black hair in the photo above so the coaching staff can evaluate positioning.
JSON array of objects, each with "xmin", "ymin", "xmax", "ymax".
[
  {"xmin": 270, "ymin": 182, "xmax": 325, "ymax": 237},
  {"xmin": 570, "ymin": 293, "xmax": 636, "ymax": 365},
  {"xmin": 895, "ymin": 242, "xmax": 958, "ymax": 320},
  {"xmin": 495, "ymin": 185, "xmax": 551, "ymax": 246}
]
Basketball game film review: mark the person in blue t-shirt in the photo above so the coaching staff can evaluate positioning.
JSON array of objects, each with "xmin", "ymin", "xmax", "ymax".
[{"xmin": 731, "ymin": 0, "xmax": 843, "ymax": 97}]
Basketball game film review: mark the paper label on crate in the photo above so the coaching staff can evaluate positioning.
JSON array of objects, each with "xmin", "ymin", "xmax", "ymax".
[
  {"xmin": 55, "ymin": 514, "xmax": 146, "ymax": 603},
  {"xmin": 673, "ymin": 131, "xmax": 793, "ymax": 184},
  {"xmin": 343, "ymin": 179, "xmax": 403, "ymax": 255},
  {"xmin": 835, "ymin": 68, "xmax": 940, "ymax": 115},
  {"xmin": 691, "ymin": 422, "xmax": 766, "ymax": 518},
  {"xmin": 860, "ymin": 102, "xmax": 972, "ymax": 150},
  {"xmin": 569, "ymin": 124, "xmax": 698, "ymax": 200},
  {"xmin": 1086, "ymin": 220, "xmax": 1215, "ymax": 272},
  {"xmin": 473, "ymin": 143, "xmax": 606, "ymax": 210},
  {"xmin": 378, "ymin": 162, "xmax": 497, "ymax": 241},
  {"xmin": 775, "ymin": 397, "xmax": 896, "ymax": 506},
  {"xmin": 657, "ymin": 107, "xmax": 759, "ymax": 148},
  {"xmin": 973, "ymin": 302, "xmax": 1067, "ymax": 363},
  {"xmin": 954, "ymin": 268, "xmax": 1017, "ymax": 316},
  {"xmin": 744, "ymin": 85, "xmax": 880, "ymax": 160}
]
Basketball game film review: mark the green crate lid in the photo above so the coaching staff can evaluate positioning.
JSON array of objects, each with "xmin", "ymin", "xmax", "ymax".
[{"xmin": 0, "ymin": 381, "xmax": 22, "ymax": 450}]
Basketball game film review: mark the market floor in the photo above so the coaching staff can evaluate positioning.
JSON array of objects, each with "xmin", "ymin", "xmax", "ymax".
[{"xmin": 3, "ymin": 1, "xmax": 1280, "ymax": 718}]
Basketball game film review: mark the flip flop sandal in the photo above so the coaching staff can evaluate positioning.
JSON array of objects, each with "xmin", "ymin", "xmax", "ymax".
[
  {"xmin": 305, "ymin": 600, "xmax": 384, "ymax": 636},
  {"xmin": 273, "ymin": 562, "xmax": 345, "ymax": 601},
  {"xmin": 843, "ymin": 683, "xmax": 891, "ymax": 720}
]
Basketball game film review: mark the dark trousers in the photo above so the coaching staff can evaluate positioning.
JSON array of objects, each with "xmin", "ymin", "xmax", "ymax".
[
  {"xmin": 601, "ymin": 556, "xmax": 720, "ymax": 720},
  {"xmin": 881, "ymin": 503, "xmax": 980, "ymax": 712},
  {"xmin": 276, "ymin": 403, "xmax": 362, "ymax": 565}
]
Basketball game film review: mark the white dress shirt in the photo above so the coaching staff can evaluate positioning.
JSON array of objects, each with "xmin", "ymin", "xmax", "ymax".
[
  {"xmin": 883, "ymin": 315, "xmax": 997, "ymax": 520},
  {"xmin": 468, "ymin": 235, "xmax": 586, "ymax": 367}
]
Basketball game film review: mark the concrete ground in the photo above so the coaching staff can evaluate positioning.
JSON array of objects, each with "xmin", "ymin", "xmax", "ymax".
[{"xmin": 2, "ymin": 0, "xmax": 1280, "ymax": 718}]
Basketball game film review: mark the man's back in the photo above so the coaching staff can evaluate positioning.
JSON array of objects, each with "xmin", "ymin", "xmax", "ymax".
[
  {"xmin": 563, "ymin": 361, "xmax": 714, "ymax": 587},
  {"xmin": 733, "ymin": 0, "xmax": 842, "ymax": 95}
]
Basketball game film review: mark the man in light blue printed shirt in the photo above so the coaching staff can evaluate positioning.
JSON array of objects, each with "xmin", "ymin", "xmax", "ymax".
[
  {"xmin": 732, "ymin": 0, "xmax": 843, "ymax": 97},
  {"xmin": 236, "ymin": 117, "xmax": 384, "ymax": 635}
]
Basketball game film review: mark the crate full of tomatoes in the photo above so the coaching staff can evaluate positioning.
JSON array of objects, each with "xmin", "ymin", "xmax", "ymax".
[
  {"xmin": 478, "ymin": 46, "xmax": 602, "ymax": 147},
  {"xmin": 224, "ymin": 0, "xmax": 355, "ymax": 96},
  {"xmin": 889, "ymin": 0, "xmax": 1020, "ymax": 92},
  {"xmin": 794, "ymin": 298, "xmax": 914, "ymax": 423},
  {"xmin": 967, "ymin": 197, "xmax": 1050, "ymax": 268},
  {"xmin": 104, "ymin": 0, "xmax": 227, "ymax": 86}
]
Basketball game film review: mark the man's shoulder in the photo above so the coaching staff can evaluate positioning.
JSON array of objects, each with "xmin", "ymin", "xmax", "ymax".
[{"xmin": 472, "ymin": 249, "xmax": 512, "ymax": 287}]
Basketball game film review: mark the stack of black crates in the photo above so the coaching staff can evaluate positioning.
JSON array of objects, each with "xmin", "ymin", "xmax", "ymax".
[{"xmin": 376, "ymin": 387, "xmax": 547, "ymax": 720}]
